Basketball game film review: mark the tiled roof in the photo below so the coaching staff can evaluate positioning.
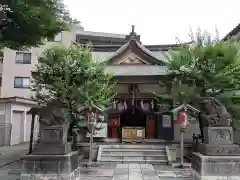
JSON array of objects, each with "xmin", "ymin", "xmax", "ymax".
[
  {"xmin": 106, "ymin": 39, "xmax": 166, "ymax": 65},
  {"xmin": 91, "ymin": 42, "xmax": 171, "ymax": 64},
  {"xmin": 222, "ymin": 23, "xmax": 240, "ymax": 41},
  {"xmin": 90, "ymin": 42, "xmax": 189, "ymax": 52}
]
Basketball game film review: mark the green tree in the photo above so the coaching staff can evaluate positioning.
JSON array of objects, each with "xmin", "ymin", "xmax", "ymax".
[
  {"xmin": 32, "ymin": 44, "xmax": 116, "ymax": 167},
  {"xmin": 31, "ymin": 44, "xmax": 116, "ymax": 125},
  {"xmin": 165, "ymin": 31, "xmax": 240, "ymax": 122},
  {"xmin": 0, "ymin": 0, "xmax": 79, "ymax": 50}
]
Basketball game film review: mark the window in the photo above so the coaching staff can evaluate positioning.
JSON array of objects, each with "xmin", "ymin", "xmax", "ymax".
[
  {"xmin": 14, "ymin": 77, "xmax": 30, "ymax": 88},
  {"xmin": 15, "ymin": 52, "xmax": 31, "ymax": 64},
  {"xmin": 54, "ymin": 32, "xmax": 62, "ymax": 41}
]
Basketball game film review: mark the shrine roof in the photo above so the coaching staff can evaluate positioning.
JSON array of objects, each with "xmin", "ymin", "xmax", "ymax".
[
  {"xmin": 91, "ymin": 44, "xmax": 175, "ymax": 63},
  {"xmin": 222, "ymin": 23, "xmax": 240, "ymax": 41},
  {"xmin": 90, "ymin": 43, "xmax": 188, "ymax": 52},
  {"xmin": 87, "ymin": 25, "xmax": 190, "ymax": 65},
  {"xmin": 77, "ymin": 25, "xmax": 191, "ymax": 76}
]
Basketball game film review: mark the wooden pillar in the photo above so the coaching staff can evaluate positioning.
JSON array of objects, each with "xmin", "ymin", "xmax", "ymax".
[
  {"xmin": 107, "ymin": 115, "xmax": 120, "ymax": 138},
  {"xmin": 146, "ymin": 115, "xmax": 156, "ymax": 138}
]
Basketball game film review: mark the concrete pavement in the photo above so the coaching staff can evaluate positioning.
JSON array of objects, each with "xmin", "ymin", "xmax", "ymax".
[
  {"xmin": 0, "ymin": 161, "xmax": 191, "ymax": 180},
  {"xmin": 0, "ymin": 144, "xmax": 192, "ymax": 180},
  {"xmin": 0, "ymin": 143, "xmax": 29, "ymax": 167}
]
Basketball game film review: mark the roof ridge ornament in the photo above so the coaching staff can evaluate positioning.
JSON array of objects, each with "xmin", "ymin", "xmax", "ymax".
[
  {"xmin": 126, "ymin": 25, "xmax": 141, "ymax": 42},
  {"xmin": 130, "ymin": 25, "xmax": 136, "ymax": 37}
]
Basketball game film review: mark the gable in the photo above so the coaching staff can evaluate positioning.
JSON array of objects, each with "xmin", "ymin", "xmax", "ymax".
[{"xmin": 110, "ymin": 49, "xmax": 151, "ymax": 65}]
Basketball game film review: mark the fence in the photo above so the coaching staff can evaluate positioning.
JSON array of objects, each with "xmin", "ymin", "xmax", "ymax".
[{"xmin": 0, "ymin": 123, "xmax": 12, "ymax": 146}]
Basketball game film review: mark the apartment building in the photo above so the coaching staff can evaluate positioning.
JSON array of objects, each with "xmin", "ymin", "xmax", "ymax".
[{"xmin": 0, "ymin": 24, "xmax": 128, "ymax": 146}]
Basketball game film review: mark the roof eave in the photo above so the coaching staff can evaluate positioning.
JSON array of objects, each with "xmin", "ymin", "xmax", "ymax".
[{"xmin": 106, "ymin": 39, "xmax": 166, "ymax": 65}]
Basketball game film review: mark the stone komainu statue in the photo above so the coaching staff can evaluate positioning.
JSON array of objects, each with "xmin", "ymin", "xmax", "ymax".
[
  {"xmin": 29, "ymin": 100, "xmax": 71, "ymax": 126},
  {"xmin": 200, "ymin": 97, "xmax": 232, "ymax": 127},
  {"xmin": 28, "ymin": 100, "xmax": 73, "ymax": 155}
]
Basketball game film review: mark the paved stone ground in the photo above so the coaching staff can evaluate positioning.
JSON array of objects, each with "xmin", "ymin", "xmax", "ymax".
[
  {"xmin": 79, "ymin": 163, "xmax": 191, "ymax": 180},
  {"xmin": 1, "ymin": 161, "xmax": 191, "ymax": 180},
  {"xmin": 0, "ymin": 143, "xmax": 28, "ymax": 167}
]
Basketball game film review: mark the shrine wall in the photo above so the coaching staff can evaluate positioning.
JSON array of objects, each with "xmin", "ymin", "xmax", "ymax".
[
  {"xmin": 113, "ymin": 84, "xmax": 127, "ymax": 93},
  {"xmin": 112, "ymin": 84, "xmax": 166, "ymax": 94},
  {"xmin": 138, "ymin": 84, "xmax": 166, "ymax": 93}
]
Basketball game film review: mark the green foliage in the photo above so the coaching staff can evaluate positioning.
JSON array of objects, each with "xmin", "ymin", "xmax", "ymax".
[
  {"xmin": 0, "ymin": 0, "xmax": 79, "ymax": 50},
  {"xmin": 31, "ymin": 44, "xmax": 116, "ymax": 123},
  {"xmin": 166, "ymin": 30, "xmax": 240, "ymax": 121}
]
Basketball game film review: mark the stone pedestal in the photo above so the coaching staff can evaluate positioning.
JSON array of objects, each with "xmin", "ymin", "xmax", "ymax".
[
  {"xmin": 21, "ymin": 151, "xmax": 80, "ymax": 180},
  {"xmin": 21, "ymin": 116, "xmax": 80, "ymax": 180},
  {"xmin": 199, "ymin": 127, "xmax": 240, "ymax": 156},
  {"xmin": 192, "ymin": 152, "xmax": 240, "ymax": 180},
  {"xmin": 198, "ymin": 143, "xmax": 240, "ymax": 156},
  {"xmin": 203, "ymin": 127, "xmax": 234, "ymax": 145},
  {"xmin": 32, "ymin": 124, "xmax": 71, "ymax": 155},
  {"xmin": 192, "ymin": 126, "xmax": 240, "ymax": 179}
]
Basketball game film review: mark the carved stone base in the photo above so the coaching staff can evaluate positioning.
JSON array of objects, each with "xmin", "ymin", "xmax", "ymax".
[
  {"xmin": 198, "ymin": 143, "xmax": 240, "ymax": 156},
  {"xmin": 20, "ymin": 151, "xmax": 80, "ymax": 180},
  {"xmin": 192, "ymin": 152, "xmax": 240, "ymax": 180},
  {"xmin": 32, "ymin": 142, "xmax": 72, "ymax": 155},
  {"xmin": 203, "ymin": 127, "xmax": 234, "ymax": 144}
]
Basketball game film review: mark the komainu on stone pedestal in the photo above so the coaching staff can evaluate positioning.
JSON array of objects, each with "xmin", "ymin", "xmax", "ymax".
[
  {"xmin": 192, "ymin": 97, "xmax": 240, "ymax": 179},
  {"xmin": 21, "ymin": 100, "xmax": 81, "ymax": 180}
]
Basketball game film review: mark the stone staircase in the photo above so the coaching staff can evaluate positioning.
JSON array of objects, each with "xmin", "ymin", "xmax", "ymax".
[{"xmin": 97, "ymin": 144, "xmax": 171, "ymax": 164}]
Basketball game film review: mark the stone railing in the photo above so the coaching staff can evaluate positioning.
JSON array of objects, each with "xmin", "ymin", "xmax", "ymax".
[{"xmin": 165, "ymin": 146, "xmax": 172, "ymax": 164}]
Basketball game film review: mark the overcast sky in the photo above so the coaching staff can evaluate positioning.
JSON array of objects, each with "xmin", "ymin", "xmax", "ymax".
[{"xmin": 64, "ymin": 0, "xmax": 240, "ymax": 44}]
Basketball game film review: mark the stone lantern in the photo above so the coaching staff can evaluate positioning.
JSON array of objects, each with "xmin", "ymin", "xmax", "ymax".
[{"xmin": 172, "ymin": 104, "xmax": 200, "ymax": 169}]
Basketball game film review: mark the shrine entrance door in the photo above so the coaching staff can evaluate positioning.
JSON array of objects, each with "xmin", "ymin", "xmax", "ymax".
[{"xmin": 120, "ymin": 107, "xmax": 146, "ymax": 127}]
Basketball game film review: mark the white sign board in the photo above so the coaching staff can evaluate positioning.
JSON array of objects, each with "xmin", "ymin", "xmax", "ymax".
[
  {"xmin": 162, "ymin": 115, "xmax": 172, "ymax": 128},
  {"xmin": 137, "ymin": 130, "xmax": 142, "ymax": 137}
]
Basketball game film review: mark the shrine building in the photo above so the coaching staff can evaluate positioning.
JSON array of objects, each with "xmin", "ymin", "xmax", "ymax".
[
  {"xmin": 0, "ymin": 24, "xmax": 202, "ymax": 146},
  {"xmin": 79, "ymin": 25, "xmax": 201, "ymax": 143}
]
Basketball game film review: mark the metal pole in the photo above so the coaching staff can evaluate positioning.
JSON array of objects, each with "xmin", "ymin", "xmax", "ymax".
[
  {"xmin": 28, "ymin": 113, "xmax": 35, "ymax": 154},
  {"xmin": 180, "ymin": 130, "xmax": 184, "ymax": 168},
  {"xmin": 88, "ymin": 111, "xmax": 91, "ymax": 166},
  {"xmin": 89, "ymin": 125, "xmax": 93, "ymax": 166}
]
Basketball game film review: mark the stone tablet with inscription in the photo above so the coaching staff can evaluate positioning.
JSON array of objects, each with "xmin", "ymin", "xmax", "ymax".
[{"xmin": 203, "ymin": 127, "xmax": 233, "ymax": 145}]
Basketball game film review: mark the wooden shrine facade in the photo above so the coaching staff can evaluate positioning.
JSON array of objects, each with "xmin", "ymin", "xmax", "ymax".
[{"xmin": 80, "ymin": 26, "xmax": 200, "ymax": 141}]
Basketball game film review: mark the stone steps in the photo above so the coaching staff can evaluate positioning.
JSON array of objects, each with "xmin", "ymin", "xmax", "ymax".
[
  {"xmin": 102, "ymin": 153, "xmax": 167, "ymax": 157},
  {"xmin": 98, "ymin": 144, "xmax": 170, "ymax": 164},
  {"xmin": 103, "ymin": 148, "xmax": 166, "ymax": 152}
]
